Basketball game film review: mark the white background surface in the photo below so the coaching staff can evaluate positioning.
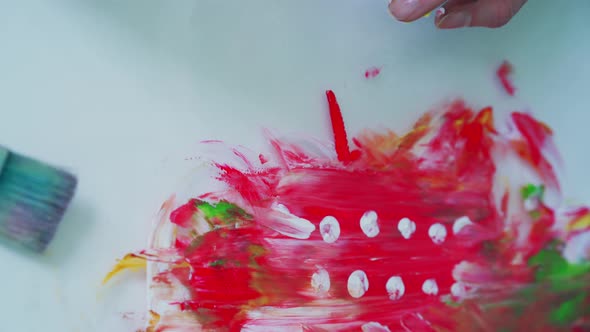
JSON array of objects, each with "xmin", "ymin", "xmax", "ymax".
[{"xmin": 0, "ymin": 1, "xmax": 589, "ymax": 331}]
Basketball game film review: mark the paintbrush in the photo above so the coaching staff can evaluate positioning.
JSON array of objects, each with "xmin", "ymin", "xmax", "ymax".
[{"xmin": 0, "ymin": 146, "xmax": 77, "ymax": 253}]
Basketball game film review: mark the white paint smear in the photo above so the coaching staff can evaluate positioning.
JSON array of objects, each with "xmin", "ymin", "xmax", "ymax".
[
  {"xmin": 347, "ymin": 270, "xmax": 369, "ymax": 298},
  {"xmin": 362, "ymin": 322, "xmax": 392, "ymax": 332},
  {"xmin": 311, "ymin": 268, "xmax": 331, "ymax": 294},
  {"xmin": 397, "ymin": 217, "xmax": 416, "ymax": 239},
  {"xmin": 268, "ymin": 204, "xmax": 316, "ymax": 239},
  {"xmin": 428, "ymin": 223, "xmax": 447, "ymax": 244},
  {"xmin": 319, "ymin": 216, "xmax": 341, "ymax": 243},
  {"xmin": 385, "ymin": 276, "xmax": 405, "ymax": 300},
  {"xmin": 422, "ymin": 279, "xmax": 439, "ymax": 295},
  {"xmin": 452, "ymin": 216, "xmax": 473, "ymax": 235},
  {"xmin": 451, "ymin": 282, "xmax": 467, "ymax": 298},
  {"xmin": 273, "ymin": 203, "xmax": 291, "ymax": 214},
  {"xmin": 523, "ymin": 197, "xmax": 539, "ymax": 211},
  {"xmin": 564, "ymin": 231, "xmax": 590, "ymax": 264},
  {"xmin": 360, "ymin": 210, "xmax": 380, "ymax": 238}
]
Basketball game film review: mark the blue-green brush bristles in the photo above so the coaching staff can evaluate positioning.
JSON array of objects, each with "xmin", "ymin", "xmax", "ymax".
[{"xmin": 0, "ymin": 150, "xmax": 77, "ymax": 253}]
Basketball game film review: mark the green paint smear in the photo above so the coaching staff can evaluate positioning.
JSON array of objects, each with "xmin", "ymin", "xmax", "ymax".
[
  {"xmin": 521, "ymin": 183, "xmax": 545, "ymax": 200},
  {"xmin": 185, "ymin": 236, "xmax": 205, "ymax": 255},
  {"xmin": 197, "ymin": 200, "xmax": 250, "ymax": 225},
  {"xmin": 443, "ymin": 298, "xmax": 461, "ymax": 308},
  {"xmin": 529, "ymin": 210, "xmax": 541, "ymax": 220},
  {"xmin": 209, "ymin": 259, "xmax": 226, "ymax": 267},
  {"xmin": 529, "ymin": 245, "xmax": 590, "ymax": 284},
  {"xmin": 529, "ymin": 244, "xmax": 590, "ymax": 325},
  {"xmin": 551, "ymin": 293, "xmax": 586, "ymax": 325}
]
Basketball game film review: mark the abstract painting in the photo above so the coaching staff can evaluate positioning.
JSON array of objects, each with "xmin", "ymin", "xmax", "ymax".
[{"xmin": 107, "ymin": 84, "xmax": 590, "ymax": 331}]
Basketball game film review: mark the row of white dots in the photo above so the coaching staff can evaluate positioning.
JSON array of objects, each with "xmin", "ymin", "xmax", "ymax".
[
  {"xmin": 319, "ymin": 213, "xmax": 473, "ymax": 244},
  {"xmin": 311, "ymin": 268, "xmax": 442, "ymax": 300}
]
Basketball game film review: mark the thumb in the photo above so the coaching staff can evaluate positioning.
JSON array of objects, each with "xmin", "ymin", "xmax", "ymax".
[{"xmin": 436, "ymin": 0, "xmax": 527, "ymax": 29}]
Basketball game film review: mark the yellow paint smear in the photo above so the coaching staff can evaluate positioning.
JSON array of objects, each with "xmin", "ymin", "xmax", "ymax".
[
  {"xmin": 478, "ymin": 108, "xmax": 493, "ymax": 126},
  {"xmin": 569, "ymin": 214, "xmax": 590, "ymax": 232},
  {"xmin": 248, "ymin": 244, "xmax": 266, "ymax": 257},
  {"xmin": 102, "ymin": 253, "xmax": 147, "ymax": 285},
  {"xmin": 146, "ymin": 310, "xmax": 161, "ymax": 332}
]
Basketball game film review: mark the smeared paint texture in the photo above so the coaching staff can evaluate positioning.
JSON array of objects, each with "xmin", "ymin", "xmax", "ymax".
[
  {"xmin": 497, "ymin": 60, "xmax": 516, "ymax": 96},
  {"xmin": 109, "ymin": 91, "xmax": 590, "ymax": 331},
  {"xmin": 364, "ymin": 67, "xmax": 381, "ymax": 79}
]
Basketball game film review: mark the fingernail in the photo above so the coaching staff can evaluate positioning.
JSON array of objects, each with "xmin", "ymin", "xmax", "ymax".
[
  {"xmin": 437, "ymin": 11, "xmax": 472, "ymax": 29},
  {"xmin": 389, "ymin": 0, "xmax": 421, "ymax": 21},
  {"xmin": 435, "ymin": 7, "xmax": 445, "ymax": 19}
]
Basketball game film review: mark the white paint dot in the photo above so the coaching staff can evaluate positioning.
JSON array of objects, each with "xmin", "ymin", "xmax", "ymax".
[
  {"xmin": 319, "ymin": 216, "xmax": 340, "ymax": 244},
  {"xmin": 361, "ymin": 322, "xmax": 391, "ymax": 332},
  {"xmin": 428, "ymin": 223, "xmax": 447, "ymax": 244},
  {"xmin": 397, "ymin": 217, "xmax": 416, "ymax": 239},
  {"xmin": 385, "ymin": 276, "xmax": 405, "ymax": 300},
  {"xmin": 451, "ymin": 282, "xmax": 467, "ymax": 298},
  {"xmin": 347, "ymin": 270, "xmax": 369, "ymax": 298},
  {"xmin": 360, "ymin": 211, "xmax": 380, "ymax": 238},
  {"xmin": 422, "ymin": 279, "xmax": 439, "ymax": 295},
  {"xmin": 452, "ymin": 216, "xmax": 473, "ymax": 235},
  {"xmin": 311, "ymin": 268, "xmax": 331, "ymax": 294}
]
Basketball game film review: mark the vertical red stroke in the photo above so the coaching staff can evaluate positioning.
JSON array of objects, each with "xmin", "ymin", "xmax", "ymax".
[
  {"xmin": 497, "ymin": 61, "xmax": 516, "ymax": 96},
  {"xmin": 326, "ymin": 90, "xmax": 351, "ymax": 162}
]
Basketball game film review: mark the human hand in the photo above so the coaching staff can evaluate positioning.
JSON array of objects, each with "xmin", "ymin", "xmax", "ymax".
[{"xmin": 389, "ymin": 0, "xmax": 528, "ymax": 29}]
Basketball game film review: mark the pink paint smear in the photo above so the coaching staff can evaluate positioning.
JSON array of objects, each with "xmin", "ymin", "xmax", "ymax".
[
  {"xmin": 109, "ymin": 68, "xmax": 590, "ymax": 332},
  {"xmin": 364, "ymin": 67, "xmax": 382, "ymax": 79}
]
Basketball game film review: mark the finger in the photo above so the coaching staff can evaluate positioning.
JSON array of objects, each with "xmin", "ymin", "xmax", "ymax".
[
  {"xmin": 389, "ymin": 0, "xmax": 446, "ymax": 22},
  {"xmin": 436, "ymin": 0, "xmax": 528, "ymax": 29},
  {"xmin": 432, "ymin": 0, "xmax": 476, "ymax": 27}
]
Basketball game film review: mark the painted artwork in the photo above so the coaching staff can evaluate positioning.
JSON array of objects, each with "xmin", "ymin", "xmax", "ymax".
[{"xmin": 107, "ymin": 66, "xmax": 590, "ymax": 331}]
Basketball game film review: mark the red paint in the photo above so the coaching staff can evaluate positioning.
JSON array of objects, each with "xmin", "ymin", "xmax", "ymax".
[
  {"xmin": 364, "ymin": 66, "xmax": 381, "ymax": 79},
  {"xmin": 497, "ymin": 61, "xmax": 516, "ymax": 96},
  {"xmin": 140, "ymin": 90, "xmax": 587, "ymax": 331},
  {"xmin": 169, "ymin": 199, "xmax": 197, "ymax": 227},
  {"xmin": 326, "ymin": 90, "xmax": 353, "ymax": 162},
  {"xmin": 173, "ymin": 227, "xmax": 264, "ymax": 330},
  {"xmin": 511, "ymin": 112, "xmax": 559, "ymax": 190}
]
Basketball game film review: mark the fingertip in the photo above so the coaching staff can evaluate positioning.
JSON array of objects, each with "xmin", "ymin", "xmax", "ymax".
[
  {"xmin": 389, "ymin": 0, "xmax": 435, "ymax": 22},
  {"xmin": 388, "ymin": 0, "xmax": 414, "ymax": 22},
  {"xmin": 433, "ymin": 7, "xmax": 445, "ymax": 26}
]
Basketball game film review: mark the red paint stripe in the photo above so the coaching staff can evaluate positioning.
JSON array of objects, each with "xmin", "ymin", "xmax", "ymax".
[{"xmin": 325, "ymin": 90, "xmax": 351, "ymax": 162}]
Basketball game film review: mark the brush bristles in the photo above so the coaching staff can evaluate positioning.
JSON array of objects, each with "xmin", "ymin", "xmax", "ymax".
[{"xmin": 0, "ymin": 152, "xmax": 77, "ymax": 252}]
